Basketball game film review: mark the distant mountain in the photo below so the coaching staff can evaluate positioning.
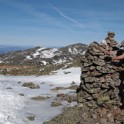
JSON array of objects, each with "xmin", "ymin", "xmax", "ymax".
[
  {"xmin": 0, "ymin": 43, "xmax": 87, "ymax": 65},
  {"xmin": 0, "ymin": 45, "xmax": 31, "ymax": 54}
]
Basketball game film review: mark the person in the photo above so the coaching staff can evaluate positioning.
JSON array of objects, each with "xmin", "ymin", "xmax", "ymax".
[
  {"xmin": 110, "ymin": 54, "xmax": 124, "ymax": 61},
  {"xmin": 120, "ymin": 40, "xmax": 124, "ymax": 49},
  {"xmin": 104, "ymin": 40, "xmax": 124, "ymax": 62},
  {"xmin": 104, "ymin": 40, "xmax": 124, "ymax": 109},
  {"xmin": 116, "ymin": 40, "xmax": 124, "ymax": 56}
]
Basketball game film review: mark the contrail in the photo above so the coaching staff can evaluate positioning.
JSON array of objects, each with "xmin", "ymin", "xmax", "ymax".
[{"xmin": 49, "ymin": 3, "xmax": 84, "ymax": 28}]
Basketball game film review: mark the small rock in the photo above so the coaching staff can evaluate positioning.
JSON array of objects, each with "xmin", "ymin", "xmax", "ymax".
[
  {"xmin": 71, "ymin": 81, "xmax": 76, "ymax": 85},
  {"xmin": 92, "ymin": 114, "xmax": 97, "ymax": 119},
  {"xmin": 51, "ymin": 87, "xmax": 65, "ymax": 91},
  {"xmin": 19, "ymin": 93, "xmax": 24, "ymax": 96},
  {"xmin": 113, "ymin": 108, "xmax": 121, "ymax": 116},
  {"xmin": 22, "ymin": 82, "xmax": 40, "ymax": 89},
  {"xmin": 31, "ymin": 96, "xmax": 50, "ymax": 101},
  {"xmin": 92, "ymin": 60, "xmax": 105, "ymax": 66},
  {"xmin": 51, "ymin": 101, "xmax": 62, "ymax": 107},
  {"xmin": 82, "ymin": 112, "xmax": 88, "ymax": 121},
  {"xmin": 18, "ymin": 81, "xmax": 21, "ymax": 84},
  {"xmin": 40, "ymin": 82, "xmax": 45, "ymax": 84},
  {"xmin": 27, "ymin": 114, "xmax": 35, "ymax": 121},
  {"xmin": 114, "ymin": 115, "xmax": 123, "ymax": 121},
  {"xmin": 6, "ymin": 87, "xmax": 12, "ymax": 89},
  {"xmin": 56, "ymin": 93, "xmax": 65, "ymax": 97},
  {"xmin": 100, "ymin": 118, "xmax": 107, "ymax": 124},
  {"xmin": 66, "ymin": 85, "xmax": 78, "ymax": 90},
  {"xmin": 77, "ymin": 103, "xmax": 84, "ymax": 107},
  {"xmin": 107, "ymin": 113, "xmax": 114, "ymax": 123},
  {"xmin": 121, "ymin": 110, "xmax": 124, "ymax": 116},
  {"xmin": 64, "ymin": 71, "xmax": 71, "ymax": 74},
  {"xmin": 26, "ymin": 115, "xmax": 35, "ymax": 121}
]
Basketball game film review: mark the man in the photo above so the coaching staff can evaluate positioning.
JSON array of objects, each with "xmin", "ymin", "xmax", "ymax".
[
  {"xmin": 104, "ymin": 41, "xmax": 124, "ymax": 61},
  {"xmin": 112, "ymin": 54, "xmax": 124, "ymax": 60},
  {"xmin": 119, "ymin": 40, "xmax": 124, "ymax": 51}
]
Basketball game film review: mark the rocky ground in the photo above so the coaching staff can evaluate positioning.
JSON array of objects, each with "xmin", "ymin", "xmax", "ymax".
[
  {"xmin": 43, "ymin": 93, "xmax": 124, "ymax": 124},
  {"xmin": 43, "ymin": 105, "xmax": 124, "ymax": 124},
  {"xmin": 43, "ymin": 41, "xmax": 124, "ymax": 124},
  {"xmin": 1, "ymin": 42, "xmax": 124, "ymax": 124}
]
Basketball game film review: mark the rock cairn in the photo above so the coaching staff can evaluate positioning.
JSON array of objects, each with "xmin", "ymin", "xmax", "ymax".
[
  {"xmin": 43, "ymin": 41, "xmax": 124, "ymax": 124},
  {"xmin": 77, "ymin": 41, "xmax": 124, "ymax": 123}
]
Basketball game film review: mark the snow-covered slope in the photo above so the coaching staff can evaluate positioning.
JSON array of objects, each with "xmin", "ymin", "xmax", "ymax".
[
  {"xmin": 0, "ymin": 67, "xmax": 80, "ymax": 124},
  {"xmin": 32, "ymin": 48, "xmax": 59, "ymax": 58}
]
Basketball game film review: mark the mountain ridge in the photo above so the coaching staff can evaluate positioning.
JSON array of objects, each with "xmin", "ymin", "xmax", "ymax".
[
  {"xmin": 0, "ymin": 43, "xmax": 87, "ymax": 65},
  {"xmin": 0, "ymin": 43, "xmax": 87, "ymax": 75},
  {"xmin": 0, "ymin": 45, "xmax": 32, "ymax": 54}
]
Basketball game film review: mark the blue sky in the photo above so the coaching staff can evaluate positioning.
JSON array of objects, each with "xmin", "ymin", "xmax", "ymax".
[{"xmin": 0, "ymin": 0, "xmax": 124, "ymax": 47}]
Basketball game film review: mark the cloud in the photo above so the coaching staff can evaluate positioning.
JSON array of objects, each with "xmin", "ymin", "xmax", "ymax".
[
  {"xmin": 48, "ymin": 3, "xmax": 85, "ymax": 29},
  {"xmin": 0, "ymin": 0, "xmax": 70, "ymax": 29},
  {"xmin": 1, "ymin": 0, "xmax": 87, "ymax": 30}
]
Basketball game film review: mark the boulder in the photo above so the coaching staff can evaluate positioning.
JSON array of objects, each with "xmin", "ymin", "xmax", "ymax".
[
  {"xmin": 77, "ymin": 41, "xmax": 124, "ymax": 123},
  {"xmin": 22, "ymin": 82, "xmax": 40, "ymax": 89}
]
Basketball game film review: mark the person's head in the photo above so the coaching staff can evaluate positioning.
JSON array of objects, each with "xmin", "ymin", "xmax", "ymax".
[
  {"xmin": 120, "ymin": 40, "xmax": 124, "ymax": 47},
  {"xmin": 107, "ymin": 32, "xmax": 115, "ymax": 38}
]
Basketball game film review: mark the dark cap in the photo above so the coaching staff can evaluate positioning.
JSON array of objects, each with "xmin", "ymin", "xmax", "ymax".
[{"xmin": 107, "ymin": 32, "xmax": 115, "ymax": 35}]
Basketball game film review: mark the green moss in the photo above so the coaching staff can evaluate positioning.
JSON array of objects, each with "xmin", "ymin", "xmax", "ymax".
[{"xmin": 97, "ymin": 96, "xmax": 110, "ymax": 104}]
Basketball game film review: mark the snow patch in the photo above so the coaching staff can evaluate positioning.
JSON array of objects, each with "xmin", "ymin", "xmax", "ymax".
[
  {"xmin": 0, "ymin": 89, "xmax": 25, "ymax": 124},
  {"xmin": 33, "ymin": 51, "xmax": 40, "ymax": 58},
  {"xmin": 36, "ymin": 47, "xmax": 46, "ymax": 51},
  {"xmin": 41, "ymin": 61, "xmax": 47, "ymax": 65},
  {"xmin": 0, "ymin": 61, "xmax": 3, "ymax": 63},
  {"xmin": 82, "ymin": 51, "xmax": 86, "ymax": 55},
  {"xmin": 0, "ymin": 67, "xmax": 80, "ymax": 124},
  {"xmin": 25, "ymin": 56, "xmax": 32, "ymax": 60},
  {"xmin": 68, "ymin": 47, "xmax": 82, "ymax": 54},
  {"xmin": 32, "ymin": 48, "xmax": 58, "ymax": 58},
  {"xmin": 40, "ymin": 48, "xmax": 58, "ymax": 58},
  {"xmin": 53, "ymin": 59, "xmax": 66, "ymax": 64},
  {"xmin": 68, "ymin": 48, "xmax": 72, "ymax": 53}
]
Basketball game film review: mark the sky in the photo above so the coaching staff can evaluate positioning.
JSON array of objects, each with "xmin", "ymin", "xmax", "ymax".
[{"xmin": 0, "ymin": 0, "xmax": 124, "ymax": 47}]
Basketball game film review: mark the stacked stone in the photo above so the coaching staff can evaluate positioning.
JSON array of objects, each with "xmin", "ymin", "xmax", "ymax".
[{"xmin": 77, "ymin": 42, "xmax": 121, "ymax": 109}]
